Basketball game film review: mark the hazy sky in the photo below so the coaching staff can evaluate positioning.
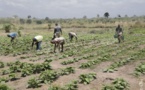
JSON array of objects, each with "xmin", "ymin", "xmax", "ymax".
[{"xmin": 0, "ymin": 0, "xmax": 145, "ymax": 19}]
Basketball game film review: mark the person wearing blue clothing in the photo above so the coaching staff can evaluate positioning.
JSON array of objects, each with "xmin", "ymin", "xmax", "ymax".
[
  {"xmin": 52, "ymin": 23, "xmax": 62, "ymax": 40},
  {"xmin": 32, "ymin": 35, "xmax": 43, "ymax": 50},
  {"xmin": 7, "ymin": 32, "xmax": 17, "ymax": 42}
]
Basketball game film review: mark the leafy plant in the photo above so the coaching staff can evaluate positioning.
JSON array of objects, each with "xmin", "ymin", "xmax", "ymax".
[
  {"xmin": 9, "ymin": 64, "xmax": 21, "ymax": 73},
  {"xmin": 42, "ymin": 62, "xmax": 52, "ymax": 70},
  {"xmin": 48, "ymin": 85, "xmax": 63, "ymax": 90},
  {"xmin": 0, "ymin": 61, "xmax": 4, "ymax": 68},
  {"xmin": 0, "ymin": 83, "xmax": 11, "ymax": 90},
  {"xmin": 60, "ymin": 67, "xmax": 75, "ymax": 75},
  {"xmin": 39, "ymin": 70, "xmax": 59, "ymax": 84},
  {"xmin": 0, "ymin": 77, "xmax": 9, "ymax": 83},
  {"xmin": 112, "ymin": 78, "xmax": 129, "ymax": 90},
  {"xmin": 1, "ymin": 70, "xmax": 10, "ymax": 75},
  {"xmin": 28, "ymin": 77, "xmax": 40, "ymax": 88},
  {"xmin": 102, "ymin": 84, "xmax": 115, "ymax": 90},
  {"xmin": 79, "ymin": 73, "xmax": 96, "ymax": 84},
  {"xmin": 102, "ymin": 78, "xmax": 129, "ymax": 90},
  {"xmin": 64, "ymin": 80, "xmax": 78, "ymax": 90},
  {"xmin": 9, "ymin": 73, "xmax": 17, "ymax": 81},
  {"xmin": 21, "ymin": 67, "xmax": 33, "ymax": 77},
  {"xmin": 134, "ymin": 62, "xmax": 145, "ymax": 76},
  {"xmin": 32, "ymin": 64, "xmax": 43, "ymax": 74}
]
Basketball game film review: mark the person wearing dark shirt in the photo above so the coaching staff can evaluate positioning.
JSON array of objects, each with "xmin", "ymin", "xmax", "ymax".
[
  {"xmin": 52, "ymin": 23, "xmax": 62, "ymax": 40},
  {"xmin": 115, "ymin": 25, "xmax": 123, "ymax": 43}
]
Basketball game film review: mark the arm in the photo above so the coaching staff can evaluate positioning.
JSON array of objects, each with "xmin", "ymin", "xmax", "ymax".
[
  {"xmin": 60, "ymin": 28, "xmax": 62, "ymax": 34},
  {"xmin": 54, "ymin": 28, "xmax": 56, "ymax": 34},
  {"xmin": 32, "ymin": 40, "xmax": 34, "ymax": 48}
]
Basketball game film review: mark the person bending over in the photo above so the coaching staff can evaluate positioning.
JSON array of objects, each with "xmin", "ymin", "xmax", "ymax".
[
  {"xmin": 51, "ymin": 37, "xmax": 65, "ymax": 53},
  {"xmin": 7, "ymin": 32, "xmax": 17, "ymax": 42},
  {"xmin": 32, "ymin": 35, "xmax": 43, "ymax": 50},
  {"xmin": 68, "ymin": 32, "xmax": 77, "ymax": 42}
]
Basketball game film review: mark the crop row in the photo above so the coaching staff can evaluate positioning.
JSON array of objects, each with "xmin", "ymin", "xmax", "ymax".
[
  {"xmin": 102, "ymin": 78, "xmax": 129, "ymax": 90},
  {"xmin": 47, "ymin": 73, "xmax": 96, "ymax": 90},
  {"xmin": 104, "ymin": 49, "xmax": 145, "ymax": 73}
]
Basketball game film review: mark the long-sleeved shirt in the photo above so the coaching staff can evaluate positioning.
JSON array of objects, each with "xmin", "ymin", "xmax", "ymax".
[{"xmin": 8, "ymin": 32, "xmax": 17, "ymax": 38}]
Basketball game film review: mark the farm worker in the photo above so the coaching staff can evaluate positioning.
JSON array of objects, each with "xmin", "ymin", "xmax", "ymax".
[
  {"xmin": 115, "ymin": 25, "xmax": 124, "ymax": 43},
  {"xmin": 7, "ymin": 32, "xmax": 17, "ymax": 42},
  {"xmin": 68, "ymin": 32, "xmax": 77, "ymax": 42},
  {"xmin": 51, "ymin": 36, "xmax": 65, "ymax": 53},
  {"xmin": 52, "ymin": 23, "xmax": 62, "ymax": 40},
  {"xmin": 32, "ymin": 35, "xmax": 43, "ymax": 50}
]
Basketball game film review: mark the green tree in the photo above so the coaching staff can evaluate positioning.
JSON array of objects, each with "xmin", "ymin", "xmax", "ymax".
[
  {"xmin": 118, "ymin": 14, "xmax": 121, "ymax": 18},
  {"xmin": 28, "ymin": 15, "xmax": 31, "ymax": 19},
  {"xmin": 45, "ymin": 17, "xmax": 49, "ymax": 21},
  {"xmin": 19, "ymin": 18, "xmax": 25, "ymax": 24},
  {"xmin": 104, "ymin": 12, "xmax": 109, "ymax": 18},
  {"xmin": 83, "ymin": 15, "xmax": 87, "ymax": 19},
  {"xmin": 27, "ymin": 19, "xmax": 32, "ymax": 24}
]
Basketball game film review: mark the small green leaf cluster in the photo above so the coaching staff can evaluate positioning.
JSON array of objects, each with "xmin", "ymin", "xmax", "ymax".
[
  {"xmin": 28, "ymin": 77, "xmax": 41, "ymax": 88},
  {"xmin": 60, "ymin": 67, "xmax": 75, "ymax": 75},
  {"xmin": 0, "ymin": 61, "xmax": 5, "ymax": 68},
  {"xmin": 134, "ymin": 62, "xmax": 145, "ymax": 76},
  {"xmin": 79, "ymin": 73, "xmax": 96, "ymax": 84},
  {"xmin": 102, "ymin": 78, "xmax": 129, "ymax": 90}
]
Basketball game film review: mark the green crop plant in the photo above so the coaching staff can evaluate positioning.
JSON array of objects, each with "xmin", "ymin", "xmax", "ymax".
[
  {"xmin": 21, "ymin": 63, "xmax": 34, "ymax": 77},
  {"xmin": 64, "ymin": 80, "xmax": 78, "ymax": 90},
  {"xmin": 79, "ymin": 73, "xmax": 96, "ymax": 84},
  {"xmin": 42, "ymin": 62, "xmax": 52, "ymax": 70},
  {"xmin": 0, "ymin": 77, "xmax": 9, "ymax": 83},
  {"xmin": 9, "ymin": 64, "xmax": 21, "ymax": 73},
  {"xmin": 21, "ymin": 67, "xmax": 33, "ymax": 77},
  {"xmin": 60, "ymin": 67, "xmax": 75, "ymax": 75},
  {"xmin": 102, "ymin": 78, "xmax": 129, "ymax": 90},
  {"xmin": 134, "ymin": 62, "xmax": 145, "ymax": 76},
  {"xmin": 32, "ymin": 64, "xmax": 44, "ymax": 74},
  {"xmin": 44, "ymin": 59, "xmax": 53, "ymax": 63},
  {"xmin": 9, "ymin": 73, "xmax": 17, "ymax": 81},
  {"xmin": 48, "ymin": 85, "xmax": 64, "ymax": 90},
  {"xmin": 0, "ymin": 61, "xmax": 4, "ymax": 68},
  {"xmin": 112, "ymin": 78, "xmax": 129, "ymax": 90},
  {"xmin": 39, "ymin": 70, "xmax": 59, "ymax": 84},
  {"xmin": 1, "ymin": 70, "xmax": 10, "ymax": 75},
  {"xmin": 27, "ymin": 77, "xmax": 41, "ymax": 88},
  {"xmin": 0, "ymin": 83, "xmax": 11, "ymax": 90},
  {"xmin": 102, "ymin": 85, "xmax": 115, "ymax": 90}
]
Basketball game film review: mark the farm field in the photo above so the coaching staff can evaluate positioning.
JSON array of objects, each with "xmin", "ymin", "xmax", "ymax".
[{"xmin": 0, "ymin": 27, "xmax": 145, "ymax": 90}]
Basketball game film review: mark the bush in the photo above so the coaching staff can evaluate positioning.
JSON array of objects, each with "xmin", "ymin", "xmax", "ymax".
[{"xmin": 3, "ymin": 24, "xmax": 11, "ymax": 33}]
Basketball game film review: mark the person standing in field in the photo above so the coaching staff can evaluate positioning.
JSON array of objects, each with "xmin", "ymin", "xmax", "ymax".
[
  {"xmin": 32, "ymin": 35, "xmax": 43, "ymax": 50},
  {"xmin": 52, "ymin": 23, "xmax": 62, "ymax": 40},
  {"xmin": 115, "ymin": 25, "xmax": 124, "ymax": 43},
  {"xmin": 7, "ymin": 32, "xmax": 17, "ymax": 42}
]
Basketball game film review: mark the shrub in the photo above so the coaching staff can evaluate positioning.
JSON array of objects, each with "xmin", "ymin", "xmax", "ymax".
[{"xmin": 3, "ymin": 24, "xmax": 11, "ymax": 33}]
